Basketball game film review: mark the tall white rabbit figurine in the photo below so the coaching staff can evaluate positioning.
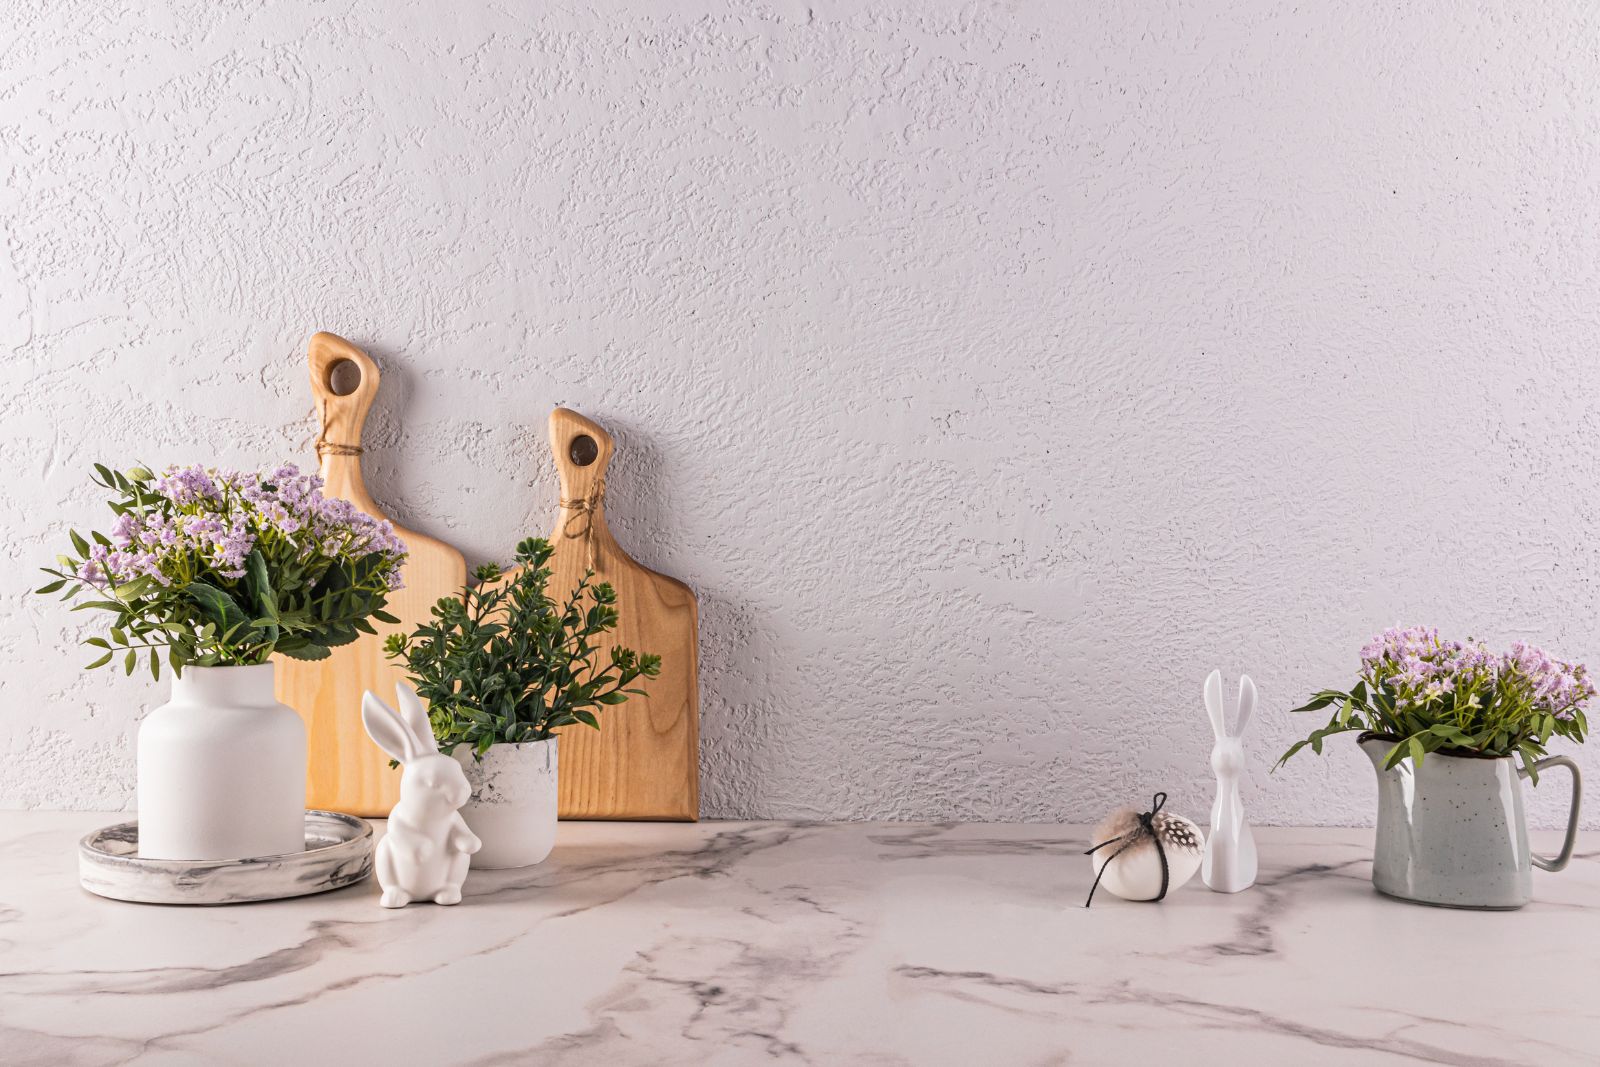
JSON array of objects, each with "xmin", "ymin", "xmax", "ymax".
[
  {"xmin": 361, "ymin": 683, "xmax": 481, "ymax": 907},
  {"xmin": 1201, "ymin": 670, "xmax": 1258, "ymax": 893}
]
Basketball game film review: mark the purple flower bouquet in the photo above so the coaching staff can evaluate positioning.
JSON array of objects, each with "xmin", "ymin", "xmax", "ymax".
[
  {"xmin": 1278, "ymin": 626, "xmax": 1592, "ymax": 780},
  {"xmin": 38, "ymin": 463, "xmax": 408, "ymax": 676}
]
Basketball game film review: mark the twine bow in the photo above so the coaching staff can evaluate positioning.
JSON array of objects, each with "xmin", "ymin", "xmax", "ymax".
[
  {"xmin": 1082, "ymin": 792, "xmax": 1171, "ymax": 908},
  {"xmin": 559, "ymin": 476, "xmax": 606, "ymax": 571}
]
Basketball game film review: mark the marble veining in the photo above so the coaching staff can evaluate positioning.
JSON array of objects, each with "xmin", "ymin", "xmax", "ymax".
[{"xmin": 4, "ymin": 814, "xmax": 1599, "ymax": 1065}]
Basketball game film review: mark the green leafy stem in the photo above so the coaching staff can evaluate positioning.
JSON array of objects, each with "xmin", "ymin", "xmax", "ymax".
[{"xmin": 1277, "ymin": 679, "xmax": 1587, "ymax": 785}]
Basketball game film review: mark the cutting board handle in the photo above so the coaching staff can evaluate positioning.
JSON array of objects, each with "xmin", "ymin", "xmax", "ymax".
[
  {"xmin": 308, "ymin": 332, "xmax": 381, "ymax": 514},
  {"xmin": 550, "ymin": 408, "xmax": 615, "ymax": 568},
  {"xmin": 550, "ymin": 406, "xmax": 613, "ymax": 502}
]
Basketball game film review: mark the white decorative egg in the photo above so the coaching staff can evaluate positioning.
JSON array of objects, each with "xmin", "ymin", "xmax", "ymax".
[{"xmin": 1088, "ymin": 804, "xmax": 1205, "ymax": 902}]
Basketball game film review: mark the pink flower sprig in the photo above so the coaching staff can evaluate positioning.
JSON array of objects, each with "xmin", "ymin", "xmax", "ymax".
[{"xmin": 78, "ymin": 464, "xmax": 404, "ymax": 589}]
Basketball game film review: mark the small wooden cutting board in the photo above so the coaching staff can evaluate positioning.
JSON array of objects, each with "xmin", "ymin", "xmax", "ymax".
[
  {"xmin": 502, "ymin": 408, "xmax": 700, "ymax": 820},
  {"xmin": 274, "ymin": 333, "xmax": 467, "ymax": 817}
]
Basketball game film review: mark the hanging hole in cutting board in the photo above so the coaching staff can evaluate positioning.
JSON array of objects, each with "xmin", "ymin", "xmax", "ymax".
[
  {"xmin": 569, "ymin": 435, "xmax": 599, "ymax": 466},
  {"xmin": 326, "ymin": 359, "xmax": 363, "ymax": 397}
]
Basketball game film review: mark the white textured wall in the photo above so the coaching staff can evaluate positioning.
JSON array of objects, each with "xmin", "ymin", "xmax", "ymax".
[{"xmin": 5, "ymin": 1, "xmax": 1600, "ymax": 828}]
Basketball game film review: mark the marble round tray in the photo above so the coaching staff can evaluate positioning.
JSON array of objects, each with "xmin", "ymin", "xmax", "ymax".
[{"xmin": 79, "ymin": 810, "xmax": 373, "ymax": 905}]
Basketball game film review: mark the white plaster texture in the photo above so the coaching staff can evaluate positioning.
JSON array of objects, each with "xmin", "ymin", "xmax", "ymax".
[{"xmin": 3, "ymin": 1, "xmax": 1600, "ymax": 827}]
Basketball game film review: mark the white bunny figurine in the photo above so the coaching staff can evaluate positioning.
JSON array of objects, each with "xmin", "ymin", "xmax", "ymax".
[
  {"xmin": 1201, "ymin": 670, "xmax": 1258, "ymax": 893},
  {"xmin": 361, "ymin": 683, "xmax": 481, "ymax": 907}
]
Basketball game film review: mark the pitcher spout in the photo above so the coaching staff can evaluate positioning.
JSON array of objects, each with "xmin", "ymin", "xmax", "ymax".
[{"xmin": 1358, "ymin": 734, "xmax": 1396, "ymax": 773}]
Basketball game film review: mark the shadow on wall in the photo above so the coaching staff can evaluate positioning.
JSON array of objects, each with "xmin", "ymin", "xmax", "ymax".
[
  {"xmin": 324, "ymin": 338, "xmax": 451, "ymax": 547},
  {"xmin": 591, "ymin": 414, "xmax": 793, "ymax": 820}
]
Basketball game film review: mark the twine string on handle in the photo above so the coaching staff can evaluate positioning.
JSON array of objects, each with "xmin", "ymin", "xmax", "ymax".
[
  {"xmin": 1082, "ymin": 792, "xmax": 1172, "ymax": 908},
  {"xmin": 559, "ymin": 475, "xmax": 606, "ymax": 572},
  {"xmin": 315, "ymin": 398, "xmax": 364, "ymax": 457}
]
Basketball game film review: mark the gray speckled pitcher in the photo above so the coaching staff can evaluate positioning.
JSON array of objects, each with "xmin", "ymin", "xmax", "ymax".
[{"xmin": 1360, "ymin": 736, "xmax": 1581, "ymax": 909}]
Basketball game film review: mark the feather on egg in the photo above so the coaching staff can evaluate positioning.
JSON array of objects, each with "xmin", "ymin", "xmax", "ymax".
[{"xmin": 1087, "ymin": 801, "xmax": 1205, "ymax": 902}]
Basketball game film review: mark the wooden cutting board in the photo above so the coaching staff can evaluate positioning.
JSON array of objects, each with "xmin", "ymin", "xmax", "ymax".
[
  {"xmin": 505, "ymin": 408, "xmax": 700, "ymax": 820},
  {"xmin": 274, "ymin": 332, "xmax": 467, "ymax": 816}
]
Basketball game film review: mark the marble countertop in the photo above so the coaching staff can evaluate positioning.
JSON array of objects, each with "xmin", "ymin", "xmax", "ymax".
[{"xmin": 3, "ymin": 814, "xmax": 1598, "ymax": 1066}]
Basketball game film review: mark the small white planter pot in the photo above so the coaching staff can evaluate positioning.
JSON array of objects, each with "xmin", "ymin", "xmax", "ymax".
[
  {"xmin": 453, "ymin": 738, "xmax": 558, "ymax": 869},
  {"xmin": 136, "ymin": 662, "xmax": 306, "ymax": 861}
]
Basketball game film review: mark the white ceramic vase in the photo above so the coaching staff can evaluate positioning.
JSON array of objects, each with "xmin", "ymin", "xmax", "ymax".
[
  {"xmin": 136, "ymin": 663, "xmax": 306, "ymax": 860},
  {"xmin": 453, "ymin": 738, "xmax": 558, "ymax": 869}
]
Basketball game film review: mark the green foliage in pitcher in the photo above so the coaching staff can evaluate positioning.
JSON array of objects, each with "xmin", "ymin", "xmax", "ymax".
[
  {"xmin": 384, "ymin": 537, "xmax": 661, "ymax": 756},
  {"xmin": 38, "ymin": 464, "xmax": 406, "ymax": 677},
  {"xmin": 1277, "ymin": 626, "xmax": 1591, "ymax": 781}
]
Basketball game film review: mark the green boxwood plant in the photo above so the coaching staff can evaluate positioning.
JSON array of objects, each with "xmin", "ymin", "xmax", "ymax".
[{"xmin": 384, "ymin": 537, "xmax": 660, "ymax": 756}]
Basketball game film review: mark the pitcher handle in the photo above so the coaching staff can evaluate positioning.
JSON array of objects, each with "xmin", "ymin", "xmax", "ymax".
[{"xmin": 1518, "ymin": 755, "xmax": 1582, "ymax": 873}]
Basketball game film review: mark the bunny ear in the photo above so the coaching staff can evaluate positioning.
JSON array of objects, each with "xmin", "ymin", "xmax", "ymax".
[
  {"xmin": 394, "ymin": 683, "xmax": 437, "ymax": 755},
  {"xmin": 1234, "ymin": 675, "xmax": 1256, "ymax": 737},
  {"xmin": 362, "ymin": 691, "xmax": 417, "ymax": 763},
  {"xmin": 1203, "ymin": 669, "xmax": 1226, "ymax": 739}
]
